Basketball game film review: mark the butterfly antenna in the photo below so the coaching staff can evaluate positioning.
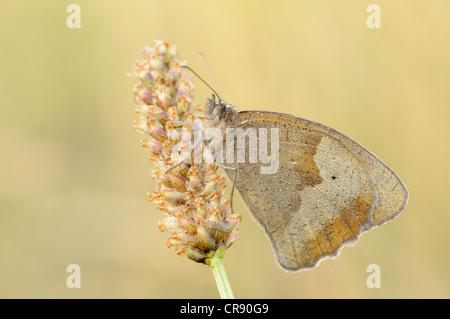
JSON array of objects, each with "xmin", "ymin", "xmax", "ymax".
[
  {"xmin": 180, "ymin": 65, "xmax": 220, "ymax": 100},
  {"xmin": 198, "ymin": 52, "xmax": 222, "ymax": 100}
]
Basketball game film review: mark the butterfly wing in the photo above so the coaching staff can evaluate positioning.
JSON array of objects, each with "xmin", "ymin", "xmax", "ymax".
[{"xmin": 224, "ymin": 111, "xmax": 408, "ymax": 271}]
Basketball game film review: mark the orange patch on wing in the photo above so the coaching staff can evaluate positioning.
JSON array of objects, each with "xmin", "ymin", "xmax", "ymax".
[
  {"xmin": 301, "ymin": 193, "xmax": 374, "ymax": 267},
  {"xmin": 282, "ymin": 130, "xmax": 323, "ymax": 227},
  {"xmin": 293, "ymin": 131, "xmax": 324, "ymax": 189},
  {"xmin": 277, "ymin": 129, "xmax": 324, "ymax": 227}
]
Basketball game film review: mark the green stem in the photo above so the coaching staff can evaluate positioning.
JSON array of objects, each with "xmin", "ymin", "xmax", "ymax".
[{"xmin": 206, "ymin": 246, "xmax": 234, "ymax": 299}]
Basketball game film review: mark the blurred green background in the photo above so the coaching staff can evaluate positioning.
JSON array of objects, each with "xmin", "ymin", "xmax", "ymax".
[{"xmin": 1, "ymin": 0, "xmax": 449, "ymax": 298}]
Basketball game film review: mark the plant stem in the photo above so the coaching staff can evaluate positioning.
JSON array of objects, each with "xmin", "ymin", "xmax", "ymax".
[{"xmin": 207, "ymin": 246, "xmax": 234, "ymax": 299}]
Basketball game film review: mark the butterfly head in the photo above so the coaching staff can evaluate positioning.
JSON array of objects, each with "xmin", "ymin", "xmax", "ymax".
[{"xmin": 206, "ymin": 94, "xmax": 236, "ymax": 125}]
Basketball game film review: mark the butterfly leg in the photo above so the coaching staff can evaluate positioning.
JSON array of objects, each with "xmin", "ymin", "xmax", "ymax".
[{"xmin": 215, "ymin": 163, "xmax": 238, "ymax": 215}]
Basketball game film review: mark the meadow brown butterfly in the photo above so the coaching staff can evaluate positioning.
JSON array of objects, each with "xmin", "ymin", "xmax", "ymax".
[
  {"xmin": 206, "ymin": 94, "xmax": 408, "ymax": 272},
  {"xmin": 183, "ymin": 65, "xmax": 408, "ymax": 272}
]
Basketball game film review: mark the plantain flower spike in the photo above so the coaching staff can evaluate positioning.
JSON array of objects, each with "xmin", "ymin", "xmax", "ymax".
[{"xmin": 132, "ymin": 40, "xmax": 241, "ymax": 263}]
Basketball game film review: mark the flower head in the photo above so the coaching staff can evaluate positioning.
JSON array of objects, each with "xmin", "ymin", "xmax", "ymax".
[{"xmin": 132, "ymin": 40, "xmax": 240, "ymax": 263}]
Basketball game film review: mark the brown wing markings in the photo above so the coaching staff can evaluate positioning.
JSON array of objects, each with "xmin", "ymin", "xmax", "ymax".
[
  {"xmin": 305, "ymin": 192, "xmax": 375, "ymax": 266},
  {"xmin": 304, "ymin": 133, "xmax": 377, "ymax": 261},
  {"xmin": 281, "ymin": 130, "xmax": 376, "ymax": 269},
  {"xmin": 280, "ymin": 143, "xmax": 368, "ymax": 238},
  {"xmin": 281, "ymin": 146, "xmax": 363, "ymax": 200},
  {"xmin": 301, "ymin": 188, "xmax": 375, "ymax": 269}
]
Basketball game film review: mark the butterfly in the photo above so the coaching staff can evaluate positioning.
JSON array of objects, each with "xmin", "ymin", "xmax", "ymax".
[
  {"xmin": 205, "ymin": 94, "xmax": 408, "ymax": 272},
  {"xmin": 181, "ymin": 65, "xmax": 408, "ymax": 272}
]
